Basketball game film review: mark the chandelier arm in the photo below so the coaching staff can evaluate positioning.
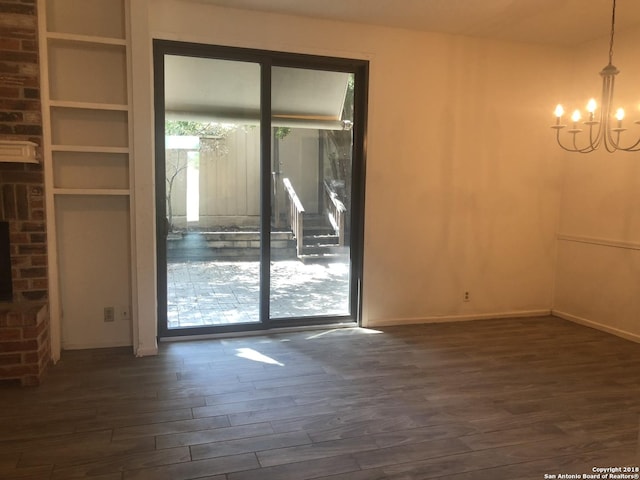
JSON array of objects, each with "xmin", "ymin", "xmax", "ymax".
[
  {"xmin": 555, "ymin": 130, "xmax": 579, "ymax": 152},
  {"xmin": 577, "ymin": 145, "xmax": 597, "ymax": 154},
  {"xmin": 613, "ymin": 135, "xmax": 640, "ymax": 152},
  {"xmin": 587, "ymin": 121, "xmax": 603, "ymax": 149},
  {"xmin": 610, "ymin": 129, "xmax": 623, "ymax": 150},
  {"xmin": 555, "ymin": 129, "xmax": 596, "ymax": 153},
  {"xmin": 572, "ymin": 132, "xmax": 579, "ymax": 151},
  {"xmin": 591, "ymin": 128, "xmax": 603, "ymax": 152},
  {"xmin": 555, "ymin": 131, "xmax": 578, "ymax": 152},
  {"xmin": 626, "ymin": 132, "xmax": 640, "ymax": 151},
  {"xmin": 604, "ymin": 137, "xmax": 618, "ymax": 153},
  {"xmin": 626, "ymin": 143, "xmax": 640, "ymax": 152},
  {"xmin": 605, "ymin": 127, "xmax": 620, "ymax": 152}
]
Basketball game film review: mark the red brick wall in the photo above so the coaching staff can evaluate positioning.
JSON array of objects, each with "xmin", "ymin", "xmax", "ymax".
[
  {"xmin": 0, "ymin": 303, "xmax": 49, "ymax": 385},
  {"xmin": 0, "ymin": 0, "xmax": 50, "ymax": 386},
  {"xmin": 0, "ymin": 0, "xmax": 47, "ymax": 303}
]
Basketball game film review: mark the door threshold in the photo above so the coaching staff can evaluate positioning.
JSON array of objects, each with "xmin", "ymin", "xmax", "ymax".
[{"xmin": 159, "ymin": 321, "xmax": 358, "ymax": 342}]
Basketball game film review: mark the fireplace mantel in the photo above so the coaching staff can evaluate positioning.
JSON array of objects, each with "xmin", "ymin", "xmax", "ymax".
[{"xmin": 0, "ymin": 140, "xmax": 38, "ymax": 164}]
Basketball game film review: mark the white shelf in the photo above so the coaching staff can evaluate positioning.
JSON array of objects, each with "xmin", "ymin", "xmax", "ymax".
[
  {"xmin": 50, "ymin": 100, "xmax": 128, "ymax": 111},
  {"xmin": 51, "ymin": 145, "xmax": 129, "ymax": 154},
  {"xmin": 53, "ymin": 188, "xmax": 130, "ymax": 196},
  {"xmin": 47, "ymin": 32, "xmax": 126, "ymax": 46}
]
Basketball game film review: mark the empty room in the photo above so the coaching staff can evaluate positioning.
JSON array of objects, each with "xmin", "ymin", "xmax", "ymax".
[{"xmin": 0, "ymin": 0, "xmax": 639, "ymax": 479}]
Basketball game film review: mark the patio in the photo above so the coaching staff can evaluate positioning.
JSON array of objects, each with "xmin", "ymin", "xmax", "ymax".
[{"xmin": 167, "ymin": 259, "xmax": 350, "ymax": 329}]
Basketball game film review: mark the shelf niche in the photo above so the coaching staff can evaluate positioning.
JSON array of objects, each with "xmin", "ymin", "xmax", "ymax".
[
  {"xmin": 48, "ymin": 40, "xmax": 127, "ymax": 105},
  {"xmin": 50, "ymin": 107, "xmax": 128, "ymax": 148},
  {"xmin": 46, "ymin": 0, "xmax": 125, "ymax": 39},
  {"xmin": 52, "ymin": 151, "xmax": 129, "ymax": 190}
]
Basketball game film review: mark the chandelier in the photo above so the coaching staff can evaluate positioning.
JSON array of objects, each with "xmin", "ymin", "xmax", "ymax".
[{"xmin": 552, "ymin": 0, "xmax": 640, "ymax": 153}]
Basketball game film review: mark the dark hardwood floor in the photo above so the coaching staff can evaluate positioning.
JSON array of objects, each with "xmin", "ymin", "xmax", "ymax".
[{"xmin": 1, "ymin": 316, "xmax": 639, "ymax": 479}]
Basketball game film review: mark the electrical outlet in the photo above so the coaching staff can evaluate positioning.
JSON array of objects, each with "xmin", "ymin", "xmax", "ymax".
[
  {"xmin": 463, "ymin": 291, "xmax": 470, "ymax": 302},
  {"xmin": 104, "ymin": 306, "xmax": 115, "ymax": 322}
]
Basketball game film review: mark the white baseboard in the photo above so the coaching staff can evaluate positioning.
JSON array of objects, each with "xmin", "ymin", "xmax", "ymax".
[
  {"xmin": 62, "ymin": 341, "xmax": 133, "ymax": 350},
  {"xmin": 368, "ymin": 309, "xmax": 552, "ymax": 327},
  {"xmin": 135, "ymin": 348, "xmax": 158, "ymax": 357},
  {"xmin": 61, "ymin": 342, "xmax": 158, "ymax": 356},
  {"xmin": 552, "ymin": 310, "xmax": 640, "ymax": 344},
  {"xmin": 135, "ymin": 344, "xmax": 159, "ymax": 357}
]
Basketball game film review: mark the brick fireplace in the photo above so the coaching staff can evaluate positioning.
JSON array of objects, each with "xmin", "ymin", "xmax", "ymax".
[{"xmin": 0, "ymin": 0, "xmax": 50, "ymax": 386}]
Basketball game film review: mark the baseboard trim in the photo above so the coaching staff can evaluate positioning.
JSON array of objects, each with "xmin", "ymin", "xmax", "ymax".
[
  {"xmin": 62, "ymin": 341, "xmax": 133, "ymax": 350},
  {"xmin": 369, "ymin": 309, "xmax": 552, "ymax": 327},
  {"xmin": 552, "ymin": 310, "xmax": 640, "ymax": 344},
  {"xmin": 135, "ymin": 345, "xmax": 159, "ymax": 357}
]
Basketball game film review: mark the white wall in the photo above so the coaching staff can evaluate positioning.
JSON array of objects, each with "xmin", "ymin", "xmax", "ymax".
[
  {"xmin": 126, "ymin": 0, "xmax": 568, "ymax": 352},
  {"xmin": 359, "ymin": 34, "xmax": 566, "ymax": 325},
  {"xmin": 553, "ymin": 26, "xmax": 640, "ymax": 342},
  {"xmin": 56, "ymin": 196, "xmax": 132, "ymax": 349}
]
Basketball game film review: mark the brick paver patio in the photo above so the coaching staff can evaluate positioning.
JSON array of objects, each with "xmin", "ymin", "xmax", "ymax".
[{"xmin": 167, "ymin": 260, "xmax": 350, "ymax": 329}]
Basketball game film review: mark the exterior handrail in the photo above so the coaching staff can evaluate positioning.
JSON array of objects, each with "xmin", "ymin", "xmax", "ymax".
[
  {"xmin": 282, "ymin": 178, "xmax": 305, "ymax": 256},
  {"xmin": 283, "ymin": 178, "xmax": 305, "ymax": 213},
  {"xmin": 324, "ymin": 180, "xmax": 346, "ymax": 213},
  {"xmin": 323, "ymin": 180, "xmax": 346, "ymax": 246}
]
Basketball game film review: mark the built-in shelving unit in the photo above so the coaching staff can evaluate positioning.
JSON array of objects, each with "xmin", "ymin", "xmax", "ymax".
[
  {"xmin": 49, "ymin": 100, "xmax": 129, "ymax": 111},
  {"xmin": 46, "ymin": 32, "xmax": 127, "ymax": 46},
  {"xmin": 39, "ymin": 0, "xmax": 134, "ymax": 356},
  {"xmin": 52, "ymin": 189, "xmax": 131, "ymax": 196},
  {"xmin": 50, "ymin": 145, "xmax": 130, "ymax": 154}
]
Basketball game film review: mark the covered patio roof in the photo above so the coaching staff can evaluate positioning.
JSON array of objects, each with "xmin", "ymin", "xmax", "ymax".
[{"xmin": 164, "ymin": 55, "xmax": 351, "ymax": 129}]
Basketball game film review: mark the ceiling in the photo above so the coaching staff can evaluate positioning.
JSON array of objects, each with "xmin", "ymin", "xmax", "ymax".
[
  {"xmin": 197, "ymin": 0, "xmax": 640, "ymax": 47},
  {"xmin": 165, "ymin": 55, "xmax": 350, "ymax": 128}
]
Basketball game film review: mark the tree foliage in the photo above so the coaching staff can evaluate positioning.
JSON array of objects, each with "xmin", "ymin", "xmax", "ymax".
[
  {"xmin": 167, "ymin": 120, "xmax": 290, "ymax": 140},
  {"xmin": 165, "ymin": 120, "xmax": 238, "ymax": 137},
  {"xmin": 274, "ymin": 127, "xmax": 291, "ymax": 140}
]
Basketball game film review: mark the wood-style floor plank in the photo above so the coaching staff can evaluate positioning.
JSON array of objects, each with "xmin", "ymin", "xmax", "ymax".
[{"xmin": 1, "ymin": 315, "xmax": 639, "ymax": 479}]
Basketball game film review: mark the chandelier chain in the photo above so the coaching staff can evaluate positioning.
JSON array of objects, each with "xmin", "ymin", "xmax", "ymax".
[{"xmin": 608, "ymin": 0, "xmax": 616, "ymax": 65}]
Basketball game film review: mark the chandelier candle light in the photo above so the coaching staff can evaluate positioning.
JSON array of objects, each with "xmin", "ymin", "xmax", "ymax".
[{"xmin": 552, "ymin": 0, "xmax": 640, "ymax": 153}]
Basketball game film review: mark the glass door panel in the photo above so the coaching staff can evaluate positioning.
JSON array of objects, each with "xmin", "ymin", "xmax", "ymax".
[
  {"xmin": 269, "ymin": 66, "xmax": 353, "ymax": 320},
  {"xmin": 162, "ymin": 54, "xmax": 262, "ymax": 331}
]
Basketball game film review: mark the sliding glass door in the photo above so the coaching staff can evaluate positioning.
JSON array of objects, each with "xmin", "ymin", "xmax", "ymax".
[
  {"xmin": 269, "ymin": 66, "xmax": 354, "ymax": 323},
  {"xmin": 154, "ymin": 41, "xmax": 367, "ymax": 337}
]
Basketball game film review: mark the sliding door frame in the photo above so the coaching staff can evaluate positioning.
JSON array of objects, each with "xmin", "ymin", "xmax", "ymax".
[{"xmin": 153, "ymin": 39, "xmax": 368, "ymax": 338}]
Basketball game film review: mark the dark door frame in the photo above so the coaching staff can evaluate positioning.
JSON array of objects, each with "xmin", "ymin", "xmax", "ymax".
[{"xmin": 153, "ymin": 39, "xmax": 368, "ymax": 338}]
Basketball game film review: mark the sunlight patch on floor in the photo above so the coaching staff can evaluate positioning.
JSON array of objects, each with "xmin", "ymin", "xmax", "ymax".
[{"xmin": 235, "ymin": 347, "xmax": 285, "ymax": 366}]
